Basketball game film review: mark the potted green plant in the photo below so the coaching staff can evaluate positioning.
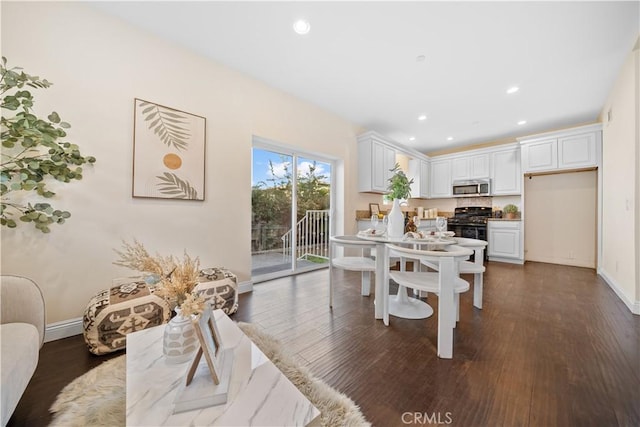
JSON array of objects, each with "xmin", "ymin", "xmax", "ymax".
[
  {"xmin": 386, "ymin": 163, "xmax": 413, "ymax": 201},
  {"xmin": 503, "ymin": 204, "xmax": 518, "ymax": 219},
  {"xmin": 385, "ymin": 163, "xmax": 413, "ymax": 237}
]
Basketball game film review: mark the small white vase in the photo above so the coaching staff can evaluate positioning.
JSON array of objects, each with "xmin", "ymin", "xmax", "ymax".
[
  {"xmin": 162, "ymin": 308, "xmax": 198, "ymax": 364},
  {"xmin": 387, "ymin": 199, "xmax": 405, "ymax": 237}
]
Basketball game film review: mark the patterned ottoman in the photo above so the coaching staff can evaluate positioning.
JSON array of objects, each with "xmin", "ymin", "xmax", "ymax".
[
  {"xmin": 83, "ymin": 267, "xmax": 238, "ymax": 355},
  {"xmin": 193, "ymin": 267, "xmax": 239, "ymax": 315}
]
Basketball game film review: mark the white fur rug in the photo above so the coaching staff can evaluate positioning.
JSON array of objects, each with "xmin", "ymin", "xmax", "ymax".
[{"xmin": 50, "ymin": 322, "xmax": 370, "ymax": 427}]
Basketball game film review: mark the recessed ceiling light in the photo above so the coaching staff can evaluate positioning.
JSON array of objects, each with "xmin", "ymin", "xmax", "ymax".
[
  {"xmin": 416, "ymin": 55, "xmax": 426, "ymax": 62},
  {"xmin": 418, "ymin": 114, "xmax": 427, "ymax": 121},
  {"xmin": 507, "ymin": 86, "xmax": 519, "ymax": 94},
  {"xmin": 409, "ymin": 136, "xmax": 416, "ymax": 141},
  {"xmin": 517, "ymin": 120, "xmax": 527, "ymax": 125},
  {"xmin": 293, "ymin": 19, "xmax": 310, "ymax": 35},
  {"xmin": 447, "ymin": 136, "xmax": 453, "ymax": 141}
]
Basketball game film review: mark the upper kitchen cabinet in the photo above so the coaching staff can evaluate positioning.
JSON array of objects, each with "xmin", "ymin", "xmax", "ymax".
[
  {"xmin": 558, "ymin": 132, "xmax": 597, "ymax": 169},
  {"xmin": 520, "ymin": 138, "xmax": 557, "ymax": 172},
  {"xmin": 408, "ymin": 158, "xmax": 430, "ymax": 199},
  {"xmin": 519, "ymin": 124, "xmax": 602, "ymax": 174},
  {"xmin": 451, "ymin": 153, "xmax": 490, "ymax": 181},
  {"xmin": 358, "ymin": 132, "xmax": 396, "ymax": 193},
  {"xmin": 430, "ymin": 159, "xmax": 452, "ymax": 198},
  {"xmin": 491, "ymin": 146, "xmax": 521, "ymax": 195}
]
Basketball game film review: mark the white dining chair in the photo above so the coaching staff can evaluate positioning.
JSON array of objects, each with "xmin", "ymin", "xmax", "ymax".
[
  {"xmin": 453, "ymin": 237, "xmax": 488, "ymax": 309},
  {"xmin": 393, "ymin": 243, "xmax": 470, "ymax": 322},
  {"xmin": 329, "ymin": 235, "xmax": 377, "ymax": 308},
  {"xmin": 386, "ymin": 243, "xmax": 473, "ymax": 359},
  {"xmin": 420, "ymin": 237, "xmax": 487, "ymax": 310}
]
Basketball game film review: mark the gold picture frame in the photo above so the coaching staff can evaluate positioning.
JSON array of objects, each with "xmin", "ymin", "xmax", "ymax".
[
  {"xmin": 132, "ymin": 98, "xmax": 206, "ymax": 200},
  {"xmin": 186, "ymin": 306, "xmax": 222, "ymax": 385},
  {"xmin": 369, "ymin": 203, "xmax": 380, "ymax": 216}
]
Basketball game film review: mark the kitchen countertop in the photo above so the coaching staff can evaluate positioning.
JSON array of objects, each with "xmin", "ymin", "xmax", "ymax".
[
  {"xmin": 355, "ymin": 209, "xmax": 454, "ymax": 220},
  {"xmin": 356, "ymin": 219, "xmax": 442, "ymax": 223}
]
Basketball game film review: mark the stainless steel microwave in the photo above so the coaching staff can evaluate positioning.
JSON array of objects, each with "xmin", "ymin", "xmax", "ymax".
[{"xmin": 452, "ymin": 180, "xmax": 491, "ymax": 197}]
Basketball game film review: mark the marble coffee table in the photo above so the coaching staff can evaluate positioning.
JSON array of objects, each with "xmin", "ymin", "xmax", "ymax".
[{"xmin": 126, "ymin": 309, "xmax": 320, "ymax": 426}]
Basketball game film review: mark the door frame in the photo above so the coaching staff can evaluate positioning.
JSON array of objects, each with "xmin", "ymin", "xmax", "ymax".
[{"xmin": 252, "ymin": 136, "xmax": 336, "ymax": 283}]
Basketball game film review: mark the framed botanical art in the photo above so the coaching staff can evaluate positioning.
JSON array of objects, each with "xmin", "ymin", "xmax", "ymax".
[{"xmin": 132, "ymin": 98, "xmax": 206, "ymax": 200}]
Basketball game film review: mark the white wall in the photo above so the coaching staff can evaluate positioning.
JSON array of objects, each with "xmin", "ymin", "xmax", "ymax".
[
  {"xmin": 524, "ymin": 171, "xmax": 597, "ymax": 268},
  {"xmin": 599, "ymin": 39, "xmax": 639, "ymax": 313},
  {"xmin": 0, "ymin": 2, "xmax": 370, "ymax": 323}
]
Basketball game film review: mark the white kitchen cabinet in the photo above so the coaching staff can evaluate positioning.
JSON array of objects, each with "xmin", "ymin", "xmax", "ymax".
[
  {"xmin": 417, "ymin": 219, "xmax": 437, "ymax": 232},
  {"xmin": 558, "ymin": 132, "xmax": 597, "ymax": 169},
  {"xmin": 491, "ymin": 147, "xmax": 521, "ymax": 195},
  {"xmin": 429, "ymin": 159, "xmax": 452, "ymax": 198},
  {"xmin": 451, "ymin": 157, "xmax": 469, "ymax": 181},
  {"xmin": 519, "ymin": 125, "xmax": 601, "ymax": 174},
  {"xmin": 488, "ymin": 220, "xmax": 522, "ymax": 263},
  {"xmin": 358, "ymin": 134, "xmax": 396, "ymax": 193},
  {"xmin": 470, "ymin": 154, "xmax": 490, "ymax": 178},
  {"xmin": 451, "ymin": 154, "xmax": 490, "ymax": 181},
  {"xmin": 521, "ymin": 138, "xmax": 557, "ymax": 173},
  {"xmin": 408, "ymin": 159, "xmax": 430, "ymax": 199},
  {"xmin": 357, "ymin": 220, "xmax": 373, "ymax": 232}
]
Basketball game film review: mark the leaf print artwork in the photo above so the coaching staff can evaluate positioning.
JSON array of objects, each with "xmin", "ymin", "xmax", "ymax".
[
  {"xmin": 133, "ymin": 99, "xmax": 205, "ymax": 200},
  {"xmin": 156, "ymin": 172, "xmax": 198, "ymax": 199},
  {"xmin": 138, "ymin": 101, "xmax": 191, "ymax": 151}
]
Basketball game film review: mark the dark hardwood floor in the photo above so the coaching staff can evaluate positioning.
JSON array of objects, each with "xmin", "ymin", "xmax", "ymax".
[{"xmin": 8, "ymin": 261, "xmax": 640, "ymax": 426}]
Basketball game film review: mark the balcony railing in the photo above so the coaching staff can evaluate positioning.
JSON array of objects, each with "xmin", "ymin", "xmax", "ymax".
[{"xmin": 281, "ymin": 210, "xmax": 330, "ymax": 262}]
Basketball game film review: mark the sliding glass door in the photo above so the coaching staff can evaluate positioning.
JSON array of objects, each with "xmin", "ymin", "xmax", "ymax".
[{"xmin": 251, "ymin": 141, "xmax": 332, "ymax": 281}]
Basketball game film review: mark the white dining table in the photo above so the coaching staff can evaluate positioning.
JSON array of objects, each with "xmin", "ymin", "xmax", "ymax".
[{"xmin": 356, "ymin": 233, "xmax": 456, "ymax": 325}]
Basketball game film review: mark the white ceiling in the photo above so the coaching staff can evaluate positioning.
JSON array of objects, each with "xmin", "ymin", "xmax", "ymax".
[{"xmin": 93, "ymin": 1, "xmax": 639, "ymax": 153}]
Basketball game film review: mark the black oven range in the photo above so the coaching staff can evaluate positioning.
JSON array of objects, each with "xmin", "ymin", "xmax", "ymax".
[{"xmin": 447, "ymin": 207, "xmax": 492, "ymax": 259}]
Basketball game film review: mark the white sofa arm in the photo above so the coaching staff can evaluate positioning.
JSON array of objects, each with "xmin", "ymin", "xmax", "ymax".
[{"xmin": 1, "ymin": 275, "xmax": 45, "ymax": 347}]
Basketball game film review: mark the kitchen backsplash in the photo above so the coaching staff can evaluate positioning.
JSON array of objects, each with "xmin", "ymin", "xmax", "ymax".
[
  {"xmin": 456, "ymin": 197, "xmax": 492, "ymax": 207},
  {"xmin": 356, "ymin": 196, "xmax": 519, "ymax": 220},
  {"xmin": 355, "ymin": 209, "xmax": 455, "ymax": 219}
]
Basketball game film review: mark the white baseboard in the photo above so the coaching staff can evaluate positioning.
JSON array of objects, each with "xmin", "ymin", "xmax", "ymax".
[
  {"xmin": 238, "ymin": 280, "xmax": 253, "ymax": 294},
  {"xmin": 44, "ymin": 317, "xmax": 83, "ymax": 343},
  {"xmin": 44, "ymin": 281, "xmax": 255, "ymax": 342},
  {"xmin": 488, "ymin": 257, "xmax": 524, "ymax": 265},
  {"xmin": 598, "ymin": 268, "xmax": 640, "ymax": 315}
]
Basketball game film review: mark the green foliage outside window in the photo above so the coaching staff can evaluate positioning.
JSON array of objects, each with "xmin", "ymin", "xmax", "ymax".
[{"xmin": 252, "ymin": 158, "xmax": 329, "ymax": 251}]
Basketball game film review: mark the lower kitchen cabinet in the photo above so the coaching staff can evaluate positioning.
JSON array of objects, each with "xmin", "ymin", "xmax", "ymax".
[{"xmin": 487, "ymin": 220, "xmax": 523, "ymax": 263}]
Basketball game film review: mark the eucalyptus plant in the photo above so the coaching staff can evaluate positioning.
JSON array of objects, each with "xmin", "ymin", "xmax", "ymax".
[
  {"xmin": 1, "ymin": 57, "xmax": 96, "ymax": 232},
  {"xmin": 386, "ymin": 163, "xmax": 413, "ymax": 201}
]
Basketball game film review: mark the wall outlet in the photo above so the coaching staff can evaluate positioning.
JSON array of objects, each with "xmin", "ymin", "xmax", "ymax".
[{"xmin": 568, "ymin": 251, "xmax": 575, "ymax": 259}]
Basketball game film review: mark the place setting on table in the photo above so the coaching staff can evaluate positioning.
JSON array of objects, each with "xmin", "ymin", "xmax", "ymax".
[
  {"xmin": 355, "ymin": 215, "xmax": 460, "ymax": 323},
  {"xmin": 357, "ymin": 213, "xmax": 388, "ymax": 238},
  {"xmin": 357, "ymin": 214, "xmax": 456, "ymax": 247}
]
